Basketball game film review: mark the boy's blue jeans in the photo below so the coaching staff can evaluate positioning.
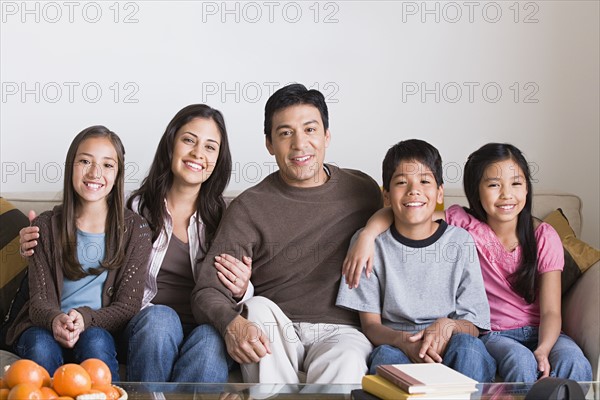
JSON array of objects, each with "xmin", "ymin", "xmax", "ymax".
[
  {"xmin": 15, "ymin": 326, "xmax": 119, "ymax": 379},
  {"xmin": 121, "ymin": 305, "xmax": 235, "ymax": 382},
  {"xmin": 481, "ymin": 326, "xmax": 592, "ymax": 382},
  {"xmin": 368, "ymin": 333, "xmax": 496, "ymax": 382}
]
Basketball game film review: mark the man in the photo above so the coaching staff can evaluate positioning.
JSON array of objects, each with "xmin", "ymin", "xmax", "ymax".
[{"xmin": 191, "ymin": 83, "xmax": 382, "ymax": 384}]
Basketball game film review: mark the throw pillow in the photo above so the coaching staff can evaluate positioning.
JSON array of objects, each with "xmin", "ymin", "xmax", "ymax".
[
  {"xmin": 0, "ymin": 198, "xmax": 29, "ymax": 318},
  {"xmin": 543, "ymin": 208, "xmax": 600, "ymax": 294},
  {"xmin": 0, "ymin": 198, "xmax": 31, "ymax": 350}
]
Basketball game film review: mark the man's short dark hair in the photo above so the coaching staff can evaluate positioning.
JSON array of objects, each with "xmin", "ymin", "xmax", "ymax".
[
  {"xmin": 264, "ymin": 83, "xmax": 329, "ymax": 141},
  {"xmin": 382, "ymin": 139, "xmax": 444, "ymax": 191}
]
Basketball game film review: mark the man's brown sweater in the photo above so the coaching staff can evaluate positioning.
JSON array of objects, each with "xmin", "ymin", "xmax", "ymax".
[{"xmin": 191, "ymin": 165, "xmax": 383, "ymax": 336}]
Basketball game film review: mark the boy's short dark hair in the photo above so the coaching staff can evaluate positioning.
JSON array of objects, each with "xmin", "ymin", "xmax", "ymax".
[
  {"xmin": 264, "ymin": 83, "xmax": 329, "ymax": 141},
  {"xmin": 382, "ymin": 139, "xmax": 444, "ymax": 191}
]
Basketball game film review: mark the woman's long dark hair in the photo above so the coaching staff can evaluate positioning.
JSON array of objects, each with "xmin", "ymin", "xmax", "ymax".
[
  {"xmin": 463, "ymin": 143, "xmax": 538, "ymax": 303},
  {"xmin": 62, "ymin": 125, "xmax": 126, "ymax": 280},
  {"xmin": 127, "ymin": 104, "xmax": 232, "ymax": 253}
]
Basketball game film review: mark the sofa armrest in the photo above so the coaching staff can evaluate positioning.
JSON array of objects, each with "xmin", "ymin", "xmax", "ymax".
[{"xmin": 562, "ymin": 261, "xmax": 599, "ymax": 383}]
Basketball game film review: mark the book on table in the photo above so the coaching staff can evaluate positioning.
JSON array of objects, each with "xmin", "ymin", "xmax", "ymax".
[
  {"xmin": 362, "ymin": 375, "xmax": 477, "ymax": 399},
  {"xmin": 361, "ymin": 363, "xmax": 478, "ymax": 399},
  {"xmin": 376, "ymin": 363, "xmax": 478, "ymax": 394}
]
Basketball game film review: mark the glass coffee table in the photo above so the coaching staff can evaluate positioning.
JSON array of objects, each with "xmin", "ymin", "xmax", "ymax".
[{"xmin": 118, "ymin": 381, "xmax": 598, "ymax": 399}]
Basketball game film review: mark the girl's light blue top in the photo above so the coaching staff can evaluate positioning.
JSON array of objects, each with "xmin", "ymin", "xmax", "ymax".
[{"xmin": 61, "ymin": 230, "xmax": 107, "ymax": 313}]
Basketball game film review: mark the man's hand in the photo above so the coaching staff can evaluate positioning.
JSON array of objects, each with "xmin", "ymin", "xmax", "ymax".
[{"xmin": 224, "ymin": 315, "xmax": 271, "ymax": 364}]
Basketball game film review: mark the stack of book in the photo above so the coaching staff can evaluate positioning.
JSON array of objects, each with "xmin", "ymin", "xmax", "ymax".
[{"xmin": 355, "ymin": 363, "xmax": 479, "ymax": 399}]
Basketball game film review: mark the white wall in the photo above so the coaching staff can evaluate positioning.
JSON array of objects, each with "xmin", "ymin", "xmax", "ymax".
[{"xmin": 1, "ymin": 1, "xmax": 598, "ymax": 247}]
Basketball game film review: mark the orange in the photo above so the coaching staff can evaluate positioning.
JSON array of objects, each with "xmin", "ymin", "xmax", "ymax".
[
  {"xmin": 3, "ymin": 360, "xmax": 44, "ymax": 389},
  {"xmin": 39, "ymin": 387, "xmax": 59, "ymax": 399},
  {"xmin": 0, "ymin": 388, "xmax": 9, "ymax": 400},
  {"xmin": 79, "ymin": 360, "xmax": 111, "ymax": 387},
  {"xmin": 91, "ymin": 385, "xmax": 119, "ymax": 400},
  {"xmin": 52, "ymin": 364, "xmax": 91, "ymax": 398},
  {"xmin": 38, "ymin": 367, "xmax": 51, "ymax": 388},
  {"xmin": 7, "ymin": 383, "xmax": 42, "ymax": 400},
  {"xmin": 0, "ymin": 379, "xmax": 6, "ymax": 389}
]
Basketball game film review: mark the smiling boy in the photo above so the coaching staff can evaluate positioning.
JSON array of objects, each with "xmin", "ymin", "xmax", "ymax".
[{"xmin": 336, "ymin": 139, "xmax": 496, "ymax": 382}]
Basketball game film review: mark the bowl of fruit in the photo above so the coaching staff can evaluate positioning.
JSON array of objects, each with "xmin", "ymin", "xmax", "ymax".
[{"xmin": 1, "ymin": 358, "xmax": 125, "ymax": 399}]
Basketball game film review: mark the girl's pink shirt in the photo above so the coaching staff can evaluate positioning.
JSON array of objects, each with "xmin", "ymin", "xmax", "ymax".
[{"xmin": 445, "ymin": 205, "xmax": 564, "ymax": 331}]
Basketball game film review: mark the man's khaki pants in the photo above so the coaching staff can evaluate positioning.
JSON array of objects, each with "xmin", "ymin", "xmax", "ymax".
[{"xmin": 241, "ymin": 296, "xmax": 372, "ymax": 384}]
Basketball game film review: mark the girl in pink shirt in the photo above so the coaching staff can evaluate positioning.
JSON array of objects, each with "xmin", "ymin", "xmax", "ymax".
[{"xmin": 344, "ymin": 143, "xmax": 591, "ymax": 383}]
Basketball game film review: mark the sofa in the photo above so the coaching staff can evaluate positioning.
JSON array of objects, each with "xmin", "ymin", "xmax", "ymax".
[{"xmin": 1, "ymin": 190, "xmax": 598, "ymax": 391}]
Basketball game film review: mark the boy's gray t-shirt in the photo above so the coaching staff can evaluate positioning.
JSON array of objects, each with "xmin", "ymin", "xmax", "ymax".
[{"xmin": 336, "ymin": 221, "xmax": 491, "ymax": 333}]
